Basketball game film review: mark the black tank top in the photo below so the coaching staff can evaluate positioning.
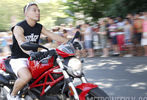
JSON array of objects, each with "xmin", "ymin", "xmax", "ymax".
[{"xmin": 11, "ymin": 20, "xmax": 42, "ymax": 58}]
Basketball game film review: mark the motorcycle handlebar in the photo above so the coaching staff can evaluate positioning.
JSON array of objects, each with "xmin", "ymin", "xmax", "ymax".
[
  {"xmin": 29, "ymin": 31, "xmax": 80, "ymax": 61},
  {"xmin": 29, "ymin": 49, "xmax": 56, "ymax": 61}
]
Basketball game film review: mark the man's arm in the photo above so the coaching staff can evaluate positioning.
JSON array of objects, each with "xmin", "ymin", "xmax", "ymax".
[
  {"xmin": 13, "ymin": 26, "xmax": 30, "ymax": 54},
  {"xmin": 41, "ymin": 26, "xmax": 68, "ymax": 43}
]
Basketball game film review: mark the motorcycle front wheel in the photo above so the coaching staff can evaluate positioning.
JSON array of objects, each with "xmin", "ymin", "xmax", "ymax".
[{"xmin": 85, "ymin": 87, "xmax": 109, "ymax": 100}]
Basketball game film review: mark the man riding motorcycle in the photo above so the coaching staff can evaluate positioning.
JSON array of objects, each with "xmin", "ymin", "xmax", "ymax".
[{"xmin": 7, "ymin": 2, "xmax": 67, "ymax": 100}]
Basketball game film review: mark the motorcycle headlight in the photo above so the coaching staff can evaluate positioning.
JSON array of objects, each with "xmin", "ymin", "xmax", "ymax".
[{"xmin": 67, "ymin": 57, "xmax": 82, "ymax": 77}]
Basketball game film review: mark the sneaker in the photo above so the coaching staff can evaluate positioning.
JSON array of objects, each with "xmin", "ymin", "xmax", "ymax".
[{"xmin": 7, "ymin": 94, "xmax": 20, "ymax": 100}]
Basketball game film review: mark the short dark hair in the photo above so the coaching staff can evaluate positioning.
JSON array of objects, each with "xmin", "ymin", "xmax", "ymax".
[
  {"xmin": 124, "ymin": 18, "xmax": 131, "ymax": 24},
  {"xmin": 24, "ymin": 2, "xmax": 38, "ymax": 13},
  {"xmin": 76, "ymin": 25, "xmax": 81, "ymax": 29}
]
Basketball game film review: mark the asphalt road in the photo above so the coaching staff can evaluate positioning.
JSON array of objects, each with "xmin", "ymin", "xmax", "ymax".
[{"xmin": 81, "ymin": 56, "xmax": 147, "ymax": 99}]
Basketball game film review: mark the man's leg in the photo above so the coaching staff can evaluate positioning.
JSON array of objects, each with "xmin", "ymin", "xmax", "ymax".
[{"xmin": 11, "ymin": 67, "xmax": 32, "ymax": 96}]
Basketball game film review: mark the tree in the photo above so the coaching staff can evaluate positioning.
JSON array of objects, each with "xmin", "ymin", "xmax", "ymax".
[
  {"xmin": 106, "ymin": 0, "xmax": 147, "ymax": 17},
  {"xmin": 64, "ymin": 0, "xmax": 114, "ymax": 21},
  {"xmin": 65, "ymin": 0, "xmax": 147, "ymax": 21}
]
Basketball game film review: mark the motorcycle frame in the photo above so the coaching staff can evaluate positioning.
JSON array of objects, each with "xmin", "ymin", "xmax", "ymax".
[
  {"xmin": 28, "ymin": 48, "xmax": 76, "ymax": 96},
  {"xmin": 29, "ymin": 65, "xmax": 64, "ymax": 96}
]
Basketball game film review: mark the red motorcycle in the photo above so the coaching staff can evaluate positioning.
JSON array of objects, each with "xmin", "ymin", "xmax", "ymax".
[{"xmin": 0, "ymin": 33, "xmax": 108, "ymax": 100}]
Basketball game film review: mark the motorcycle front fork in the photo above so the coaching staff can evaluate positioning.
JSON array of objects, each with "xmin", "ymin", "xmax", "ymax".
[
  {"xmin": 80, "ymin": 75, "xmax": 88, "ymax": 83},
  {"xmin": 57, "ymin": 57, "xmax": 80, "ymax": 100}
]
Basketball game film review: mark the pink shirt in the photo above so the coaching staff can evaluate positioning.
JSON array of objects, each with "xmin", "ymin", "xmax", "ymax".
[{"xmin": 143, "ymin": 20, "xmax": 147, "ymax": 32}]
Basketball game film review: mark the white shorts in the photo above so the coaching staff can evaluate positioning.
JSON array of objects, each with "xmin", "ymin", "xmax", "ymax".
[{"xmin": 10, "ymin": 58, "xmax": 28, "ymax": 76}]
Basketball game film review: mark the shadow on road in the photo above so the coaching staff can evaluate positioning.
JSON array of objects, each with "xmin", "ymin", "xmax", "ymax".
[{"xmin": 83, "ymin": 57, "xmax": 147, "ymax": 97}]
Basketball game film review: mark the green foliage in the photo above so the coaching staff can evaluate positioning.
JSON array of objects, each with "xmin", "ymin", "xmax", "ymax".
[
  {"xmin": 107, "ymin": 0, "xmax": 147, "ymax": 17},
  {"xmin": 1, "ymin": 0, "xmax": 146, "ymax": 31},
  {"xmin": 0, "ymin": 0, "xmax": 28, "ymax": 31},
  {"xmin": 65, "ymin": 0, "xmax": 113, "ymax": 21},
  {"xmin": 65, "ymin": 0, "xmax": 147, "ymax": 21},
  {"xmin": 39, "ymin": 0, "xmax": 68, "ymax": 29},
  {"xmin": 0, "ymin": 0, "xmax": 68, "ymax": 31}
]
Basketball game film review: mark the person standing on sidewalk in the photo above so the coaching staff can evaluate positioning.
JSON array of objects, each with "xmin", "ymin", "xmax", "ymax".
[
  {"xmin": 133, "ymin": 13, "xmax": 144, "ymax": 56},
  {"xmin": 82, "ymin": 23, "xmax": 94, "ymax": 57},
  {"xmin": 98, "ymin": 19, "xmax": 109, "ymax": 57},
  {"xmin": 123, "ymin": 18, "xmax": 134, "ymax": 57},
  {"xmin": 141, "ymin": 12, "xmax": 147, "ymax": 56},
  {"xmin": 116, "ymin": 17, "xmax": 125, "ymax": 56},
  {"xmin": 108, "ymin": 18, "xmax": 119, "ymax": 56}
]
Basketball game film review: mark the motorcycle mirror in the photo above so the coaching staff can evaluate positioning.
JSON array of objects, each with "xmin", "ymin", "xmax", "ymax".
[
  {"xmin": 71, "ymin": 31, "xmax": 80, "ymax": 43},
  {"xmin": 74, "ymin": 31, "xmax": 80, "ymax": 39},
  {"xmin": 21, "ymin": 42, "xmax": 39, "ymax": 51}
]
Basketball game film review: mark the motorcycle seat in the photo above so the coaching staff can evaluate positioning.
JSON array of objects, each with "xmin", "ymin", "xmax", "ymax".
[{"xmin": 4, "ymin": 58, "xmax": 16, "ymax": 77}]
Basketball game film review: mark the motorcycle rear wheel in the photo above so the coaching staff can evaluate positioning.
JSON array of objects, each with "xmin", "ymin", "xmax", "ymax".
[{"xmin": 85, "ymin": 87, "xmax": 109, "ymax": 100}]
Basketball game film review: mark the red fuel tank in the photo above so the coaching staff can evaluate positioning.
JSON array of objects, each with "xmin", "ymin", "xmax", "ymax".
[{"xmin": 28, "ymin": 57, "xmax": 54, "ymax": 79}]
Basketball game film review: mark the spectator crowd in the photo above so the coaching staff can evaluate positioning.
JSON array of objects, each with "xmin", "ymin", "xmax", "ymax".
[{"xmin": 0, "ymin": 12, "xmax": 147, "ymax": 58}]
